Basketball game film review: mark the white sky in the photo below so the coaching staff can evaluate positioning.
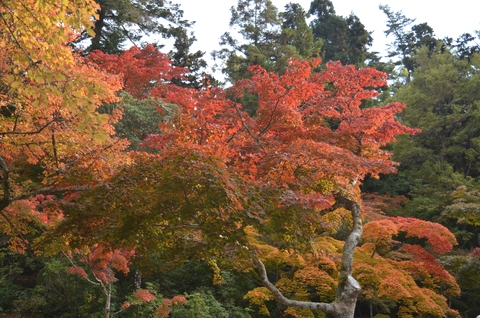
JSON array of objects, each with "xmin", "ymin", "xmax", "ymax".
[
  {"xmin": 177, "ymin": 0, "xmax": 480, "ymax": 57},
  {"xmin": 170, "ymin": 0, "xmax": 480, "ymax": 80}
]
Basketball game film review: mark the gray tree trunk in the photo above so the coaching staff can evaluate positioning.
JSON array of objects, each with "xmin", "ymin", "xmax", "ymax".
[
  {"xmin": 254, "ymin": 197, "xmax": 362, "ymax": 318},
  {"xmin": 134, "ymin": 270, "xmax": 142, "ymax": 290}
]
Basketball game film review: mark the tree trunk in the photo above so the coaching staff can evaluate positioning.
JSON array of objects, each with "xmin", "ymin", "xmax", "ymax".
[
  {"xmin": 134, "ymin": 270, "xmax": 142, "ymax": 290},
  {"xmin": 91, "ymin": 8, "xmax": 106, "ymax": 51},
  {"xmin": 253, "ymin": 197, "xmax": 362, "ymax": 318},
  {"xmin": 104, "ymin": 282, "xmax": 112, "ymax": 318}
]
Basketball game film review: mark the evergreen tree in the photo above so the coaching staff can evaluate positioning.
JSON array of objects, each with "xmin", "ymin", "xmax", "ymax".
[
  {"xmin": 452, "ymin": 32, "xmax": 480, "ymax": 61},
  {"xmin": 212, "ymin": 0, "xmax": 282, "ymax": 83},
  {"xmin": 212, "ymin": 0, "xmax": 321, "ymax": 84},
  {"xmin": 80, "ymin": 0, "xmax": 186, "ymax": 53},
  {"xmin": 309, "ymin": 0, "xmax": 373, "ymax": 65},
  {"xmin": 379, "ymin": 5, "xmax": 438, "ymax": 81},
  {"xmin": 368, "ymin": 47, "xmax": 480, "ymax": 226},
  {"xmin": 280, "ymin": 3, "xmax": 322, "ymax": 60}
]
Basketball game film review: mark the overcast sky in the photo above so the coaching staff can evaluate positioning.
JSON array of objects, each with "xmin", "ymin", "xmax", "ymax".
[{"xmin": 176, "ymin": 0, "xmax": 480, "ymax": 60}]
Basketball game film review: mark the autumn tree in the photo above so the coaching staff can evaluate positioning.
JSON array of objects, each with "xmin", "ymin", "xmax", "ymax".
[
  {"xmin": 0, "ymin": 0, "xmax": 127, "ymax": 251},
  {"xmin": 65, "ymin": 245, "xmax": 136, "ymax": 318},
  {"xmin": 244, "ymin": 216, "xmax": 459, "ymax": 317},
  {"xmin": 48, "ymin": 52, "xmax": 423, "ymax": 318}
]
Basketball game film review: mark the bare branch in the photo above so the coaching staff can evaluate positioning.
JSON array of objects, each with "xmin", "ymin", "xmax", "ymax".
[
  {"xmin": 0, "ymin": 6, "xmax": 36, "ymax": 65},
  {"xmin": 153, "ymin": 223, "xmax": 200, "ymax": 229},
  {"xmin": 0, "ymin": 118, "xmax": 58, "ymax": 136},
  {"xmin": 62, "ymin": 251, "xmax": 101, "ymax": 286},
  {"xmin": 253, "ymin": 258, "xmax": 337, "ymax": 315},
  {"xmin": 252, "ymin": 197, "xmax": 363, "ymax": 318},
  {"xmin": 51, "ymin": 131, "xmax": 59, "ymax": 171}
]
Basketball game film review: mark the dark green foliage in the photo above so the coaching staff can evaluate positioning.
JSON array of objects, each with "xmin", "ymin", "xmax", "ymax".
[
  {"xmin": 82, "ymin": 0, "xmax": 186, "ymax": 52},
  {"xmin": 379, "ymin": 5, "xmax": 439, "ymax": 81},
  {"xmin": 157, "ymin": 261, "xmax": 254, "ymax": 316},
  {"xmin": 167, "ymin": 26, "xmax": 209, "ymax": 88},
  {"xmin": 14, "ymin": 256, "xmax": 107, "ymax": 318},
  {"xmin": 170, "ymin": 292, "xmax": 229, "ymax": 318},
  {"xmin": 0, "ymin": 248, "xmax": 23, "ymax": 313},
  {"xmin": 441, "ymin": 252, "xmax": 480, "ymax": 318},
  {"xmin": 309, "ymin": 0, "xmax": 373, "ymax": 65},
  {"xmin": 152, "ymin": 261, "xmax": 217, "ymax": 296},
  {"xmin": 361, "ymin": 173, "xmax": 412, "ymax": 198},
  {"xmin": 449, "ymin": 32, "xmax": 480, "ymax": 61},
  {"xmin": 125, "ymin": 261, "xmax": 254, "ymax": 318},
  {"xmin": 212, "ymin": 0, "xmax": 282, "ymax": 83},
  {"xmin": 0, "ymin": 251, "xmax": 117, "ymax": 317},
  {"xmin": 99, "ymin": 92, "xmax": 177, "ymax": 151},
  {"xmin": 393, "ymin": 48, "xmax": 480, "ymax": 178},
  {"xmin": 280, "ymin": 3, "xmax": 322, "ymax": 60},
  {"xmin": 213, "ymin": 0, "xmax": 321, "ymax": 84}
]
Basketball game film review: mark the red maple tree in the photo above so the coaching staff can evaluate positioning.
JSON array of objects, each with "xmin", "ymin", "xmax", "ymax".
[{"xmin": 66, "ymin": 49, "xmax": 428, "ymax": 318}]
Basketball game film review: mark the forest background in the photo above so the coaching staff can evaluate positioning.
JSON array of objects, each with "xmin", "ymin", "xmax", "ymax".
[{"xmin": 1, "ymin": 0, "xmax": 480, "ymax": 317}]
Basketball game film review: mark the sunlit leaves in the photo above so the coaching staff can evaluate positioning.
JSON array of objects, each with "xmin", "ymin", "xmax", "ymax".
[
  {"xmin": 65, "ymin": 244, "xmax": 135, "ymax": 284},
  {"xmin": 354, "ymin": 244, "xmax": 460, "ymax": 318},
  {"xmin": 443, "ymin": 185, "xmax": 480, "ymax": 226},
  {"xmin": 89, "ymin": 44, "xmax": 187, "ymax": 100},
  {"xmin": 0, "ymin": 0, "xmax": 128, "ymax": 253},
  {"xmin": 360, "ymin": 216, "xmax": 460, "ymax": 313}
]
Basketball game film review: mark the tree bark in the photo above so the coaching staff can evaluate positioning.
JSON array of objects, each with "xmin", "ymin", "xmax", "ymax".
[
  {"xmin": 91, "ymin": 8, "xmax": 106, "ymax": 51},
  {"xmin": 104, "ymin": 282, "xmax": 112, "ymax": 318},
  {"xmin": 253, "ymin": 197, "xmax": 362, "ymax": 318},
  {"xmin": 134, "ymin": 270, "xmax": 142, "ymax": 291}
]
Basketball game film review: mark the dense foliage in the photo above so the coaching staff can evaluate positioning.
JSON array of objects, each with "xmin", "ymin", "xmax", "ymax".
[{"xmin": 1, "ymin": 0, "xmax": 480, "ymax": 317}]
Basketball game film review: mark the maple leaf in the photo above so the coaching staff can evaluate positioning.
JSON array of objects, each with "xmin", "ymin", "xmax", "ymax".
[
  {"xmin": 89, "ymin": 44, "xmax": 188, "ymax": 100},
  {"xmin": 66, "ymin": 266, "xmax": 89, "ymax": 279},
  {"xmin": 134, "ymin": 289, "xmax": 157, "ymax": 303}
]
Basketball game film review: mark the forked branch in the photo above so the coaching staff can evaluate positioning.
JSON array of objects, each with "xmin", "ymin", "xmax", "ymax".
[{"xmin": 252, "ymin": 197, "xmax": 363, "ymax": 318}]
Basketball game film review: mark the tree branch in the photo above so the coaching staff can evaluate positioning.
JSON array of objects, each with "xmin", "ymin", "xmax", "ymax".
[
  {"xmin": 253, "ymin": 258, "xmax": 338, "ymax": 315},
  {"xmin": 153, "ymin": 224, "xmax": 200, "ymax": 229},
  {"xmin": 0, "ymin": 5, "xmax": 36, "ymax": 65},
  {"xmin": 0, "ymin": 118, "xmax": 58, "ymax": 136},
  {"xmin": 62, "ymin": 251, "xmax": 101, "ymax": 286},
  {"xmin": 0, "ymin": 155, "xmax": 11, "ymax": 204},
  {"xmin": 258, "ymin": 99, "xmax": 280, "ymax": 138},
  {"xmin": 232, "ymin": 102, "xmax": 265, "ymax": 150},
  {"xmin": 252, "ymin": 197, "xmax": 363, "ymax": 318},
  {"xmin": 12, "ymin": 185, "xmax": 91, "ymax": 201}
]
